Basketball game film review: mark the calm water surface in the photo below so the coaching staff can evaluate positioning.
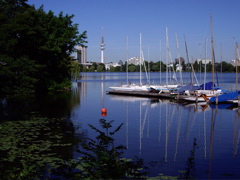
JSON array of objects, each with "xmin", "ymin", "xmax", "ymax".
[{"xmin": 1, "ymin": 72, "xmax": 240, "ymax": 179}]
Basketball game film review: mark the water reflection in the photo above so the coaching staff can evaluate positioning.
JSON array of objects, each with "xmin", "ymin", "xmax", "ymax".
[
  {"xmin": 107, "ymin": 94, "xmax": 240, "ymax": 178},
  {"xmin": 0, "ymin": 85, "xmax": 84, "ymax": 178},
  {"xmin": 1, "ymin": 72, "xmax": 240, "ymax": 178}
]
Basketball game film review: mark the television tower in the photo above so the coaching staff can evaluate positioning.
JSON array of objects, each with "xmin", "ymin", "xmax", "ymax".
[{"xmin": 100, "ymin": 26, "xmax": 105, "ymax": 63}]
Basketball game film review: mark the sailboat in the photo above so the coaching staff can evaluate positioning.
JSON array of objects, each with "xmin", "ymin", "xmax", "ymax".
[
  {"xmin": 149, "ymin": 27, "xmax": 181, "ymax": 93},
  {"xmin": 109, "ymin": 34, "xmax": 149, "ymax": 92},
  {"xmin": 209, "ymin": 42, "xmax": 240, "ymax": 104},
  {"xmin": 184, "ymin": 14, "xmax": 224, "ymax": 102}
]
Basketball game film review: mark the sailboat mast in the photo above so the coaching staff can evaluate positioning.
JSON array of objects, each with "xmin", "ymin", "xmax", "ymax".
[
  {"xmin": 160, "ymin": 40, "xmax": 162, "ymax": 84},
  {"xmin": 126, "ymin": 36, "xmax": 129, "ymax": 85},
  {"xmin": 166, "ymin": 27, "xmax": 169, "ymax": 86},
  {"xmin": 235, "ymin": 42, "xmax": 239, "ymax": 90},
  {"xmin": 210, "ymin": 13, "xmax": 215, "ymax": 91},
  {"xmin": 204, "ymin": 39, "xmax": 208, "ymax": 90},
  {"xmin": 184, "ymin": 35, "xmax": 192, "ymax": 84},
  {"xmin": 148, "ymin": 46, "xmax": 150, "ymax": 85},
  {"xmin": 140, "ymin": 33, "xmax": 142, "ymax": 85},
  {"xmin": 175, "ymin": 33, "xmax": 183, "ymax": 85}
]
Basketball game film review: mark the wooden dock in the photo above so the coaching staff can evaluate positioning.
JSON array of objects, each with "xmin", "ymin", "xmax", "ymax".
[
  {"xmin": 107, "ymin": 90, "xmax": 240, "ymax": 107},
  {"xmin": 106, "ymin": 91, "xmax": 193, "ymax": 103}
]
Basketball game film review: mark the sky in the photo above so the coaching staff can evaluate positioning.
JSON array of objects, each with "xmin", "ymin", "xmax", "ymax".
[{"xmin": 28, "ymin": 0, "xmax": 240, "ymax": 63}]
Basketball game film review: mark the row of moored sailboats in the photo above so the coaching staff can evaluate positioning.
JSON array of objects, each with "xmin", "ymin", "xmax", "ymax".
[{"xmin": 109, "ymin": 14, "xmax": 240, "ymax": 105}]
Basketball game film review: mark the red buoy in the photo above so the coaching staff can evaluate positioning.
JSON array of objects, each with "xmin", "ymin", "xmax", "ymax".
[
  {"xmin": 101, "ymin": 108, "xmax": 107, "ymax": 113},
  {"xmin": 101, "ymin": 108, "xmax": 107, "ymax": 116}
]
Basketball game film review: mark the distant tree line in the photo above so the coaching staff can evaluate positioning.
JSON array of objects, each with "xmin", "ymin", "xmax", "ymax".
[
  {"xmin": 0, "ymin": 0, "xmax": 87, "ymax": 95},
  {"xmin": 79, "ymin": 60, "xmax": 237, "ymax": 73}
]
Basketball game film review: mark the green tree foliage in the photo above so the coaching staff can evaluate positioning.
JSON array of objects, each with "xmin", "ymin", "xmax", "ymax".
[
  {"xmin": 109, "ymin": 66, "xmax": 115, "ymax": 72},
  {"xmin": 97, "ymin": 65, "xmax": 104, "ymax": 72},
  {"xmin": 97, "ymin": 63, "xmax": 105, "ymax": 72},
  {"xmin": 114, "ymin": 66, "xmax": 121, "ymax": 72},
  {"xmin": 92, "ymin": 62, "xmax": 97, "ymax": 70},
  {"xmin": 193, "ymin": 61, "xmax": 199, "ymax": 72},
  {"xmin": 182, "ymin": 61, "xmax": 187, "ymax": 71},
  {"xmin": 216, "ymin": 61, "xmax": 235, "ymax": 72},
  {"xmin": 151, "ymin": 64, "xmax": 159, "ymax": 71},
  {"xmin": 98, "ymin": 63, "xmax": 106, "ymax": 71},
  {"xmin": 82, "ymin": 66, "xmax": 88, "ymax": 72},
  {"xmin": 0, "ymin": 0, "xmax": 87, "ymax": 94},
  {"xmin": 89, "ymin": 66, "xmax": 95, "ymax": 72},
  {"xmin": 128, "ymin": 65, "xmax": 136, "ymax": 72},
  {"xmin": 206, "ymin": 62, "xmax": 212, "ymax": 72},
  {"xmin": 70, "ymin": 60, "xmax": 81, "ymax": 81},
  {"xmin": 0, "ymin": 55, "xmax": 40, "ymax": 94}
]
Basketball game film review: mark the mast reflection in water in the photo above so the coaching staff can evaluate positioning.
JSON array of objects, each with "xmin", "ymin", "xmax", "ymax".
[
  {"xmin": 72, "ymin": 72, "xmax": 240, "ymax": 179},
  {"xmin": 107, "ymin": 94, "xmax": 240, "ymax": 179}
]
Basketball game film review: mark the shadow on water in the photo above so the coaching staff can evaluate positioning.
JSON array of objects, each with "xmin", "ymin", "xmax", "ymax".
[
  {"xmin": 0, "ymin": 116, "xmax": 86, "ymax": 179},
  {"xmin": 0, "ymin": 91, "xmax": 80, "ymax": 121},
  {"xmin": 0, "ymin": 89, "xmax": 85, "ymax": 179}
]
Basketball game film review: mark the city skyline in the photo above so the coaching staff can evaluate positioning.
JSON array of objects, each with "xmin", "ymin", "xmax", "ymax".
[{"xmin": 28, "ymin": 0, "xmax": 240, "ymax": 63}]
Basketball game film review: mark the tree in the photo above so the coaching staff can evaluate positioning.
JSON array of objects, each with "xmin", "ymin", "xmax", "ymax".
[
  {"xmin": 109, "ymin": 66, "xmax": 115, "ymax": 72},
  {"xmin": 114, "ymin": 66, "xmax": 121, "ymax": 72},
  {"xmin": 182, "ymin": 61, "xmax": 187, "ymax": 71},
  {"xmin": 100, "ymin": 63, "xmax": 106, "ymax": 70},
  {"xmin": 216, "ymin": 61, "xmax": 234, "ymax": 72},
  {"xmin": 89, "ymin": 66, "xmax": 95, "ymax": 72},
  {"xmin": 70, "ymin": 60, "xmax": 81, "ymax": 81},
  {"xmin": 0, "ymin": 0, "xmax": 87, "ymax": 94},
  {"xmin": 193, "ymin": 61, "xmax": 199, "ymax": 72},
  {"xmin": 92, "ymin": 62, "xmax": 97, "ymax": 70},
  {"xmin": 82, "ymin": 66, "xmax": 88, "ymax": 72},
  {"xmin": 151, "ymin": 64, "xmax": 159, "ymax": 72},
  {"xmin": 0, "ymin": 55, "xmax": 40, "ymax": 94},
  {"xmin": 206, "ymin": 62, "xmax": 212, "ymax": 72},
  {"xmin": 97, "ymin": 65, "xmax": 104, "ymax": 72},
  {"xmin": 128, "ymin": 65, "xmax": 136, "ymax": 72}
]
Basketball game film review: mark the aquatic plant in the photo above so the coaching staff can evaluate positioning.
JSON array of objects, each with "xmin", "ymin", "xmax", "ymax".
[
  {"xmin": 178, "ymin": 138, "xmax": 198, "ymax": 179},
  {"xmin": 52, "ymin": 119, "xmax": 149, "ymax": 179},
  {"xmin": 0, "ymin": 116, "xmax": 82, "ymax": 180}
]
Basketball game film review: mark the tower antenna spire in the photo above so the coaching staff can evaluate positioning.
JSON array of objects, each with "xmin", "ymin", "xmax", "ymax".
[{"xmin": 100, "ymin": 26, "xmax": 105, "ymax": 63}]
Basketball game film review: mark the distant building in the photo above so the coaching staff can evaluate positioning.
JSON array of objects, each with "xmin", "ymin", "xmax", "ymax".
[
  {"xmin": 118, "ymin": 60, "xmax": 123, "ymax": 66},
  {"xmin": 127, "ymin": 57, "xmax": 143, "ymax": 65},
  {"xmin": 76, "ymin": 46, "xmax": 87, "ymax": 64},
  {"xmin": 105, "ymin": 62, "xmax": 121, "ymax": 70},
  {"xmin": 174, "ymin": 57, "xmax": 185, "ymax": 64},
  {"xmin": 196, "ymin": 59, "xmax": 211, "ymax": 64},
  {"xmin": 176, "ymin": 64, "xmax": 183, "ymax": 72},
  {"xmin": 230, "ymin": 59, "xmax": 240, "ymax": 66}
]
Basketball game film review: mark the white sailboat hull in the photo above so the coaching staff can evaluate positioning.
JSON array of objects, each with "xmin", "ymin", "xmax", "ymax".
[
  {"xmin": 184, "ymin": 90, "xmax": 223, "ymax": 102},
  {"xmin": 109, "ymin": 84, "xmax": 149, "ymax": 91}
]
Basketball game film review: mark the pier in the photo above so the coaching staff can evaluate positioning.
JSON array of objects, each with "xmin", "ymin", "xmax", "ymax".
[{"xmin": 106, "ymin": 90, "xmax": 240, "ymax": 107}]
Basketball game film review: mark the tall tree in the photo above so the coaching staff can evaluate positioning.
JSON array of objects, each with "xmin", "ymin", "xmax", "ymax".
[{"xmin": 0, "ymin": 0, "xmax": 87, "ymax": 94}]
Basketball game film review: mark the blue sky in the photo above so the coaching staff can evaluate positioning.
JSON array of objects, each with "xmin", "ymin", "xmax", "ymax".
[{"xmin": 28, "ymin": 0, "xmax": 240, "ymax": 63}]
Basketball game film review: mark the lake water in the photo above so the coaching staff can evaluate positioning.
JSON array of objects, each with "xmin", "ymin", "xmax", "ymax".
[{"xmin": 1, "ymin": 72, "xmax": 240, "ymax": 179}]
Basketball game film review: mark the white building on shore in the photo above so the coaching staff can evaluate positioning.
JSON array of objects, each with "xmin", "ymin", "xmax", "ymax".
[
  {"xmin": 230, "ymin": 59, "xmax": 240, "ymax": 66},
  {"xmin": 196, "ymin": 58, "xmax": 212, "ymax": 64},
  {"xmin": 105, "ymin": 62, "xmax": 121, "ymax": 70},
  {"xmin": 127, "ymin": 57, "xmax": 143, "ymax": 65}
]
